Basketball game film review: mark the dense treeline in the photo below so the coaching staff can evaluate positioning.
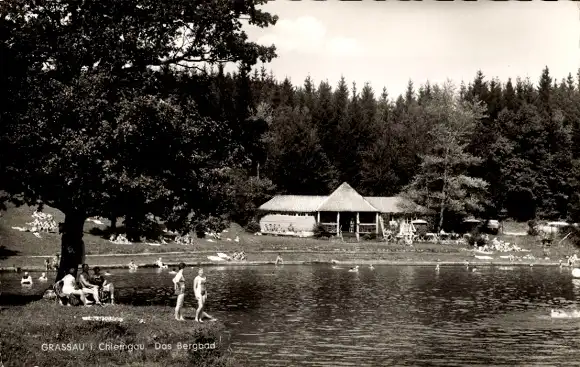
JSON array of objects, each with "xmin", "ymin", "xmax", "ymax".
[{"xmin": 194, "ymin": 66, "xmax": 580, "ymax": 226}]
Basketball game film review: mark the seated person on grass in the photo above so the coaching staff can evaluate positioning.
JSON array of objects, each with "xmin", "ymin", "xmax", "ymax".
[
  {"xmin": 78, "ymin": 264, "xmax": 103, "ymax": 306},
  {"xmin": 92, "ymin": 267, "xmax": 115, "ymax": 305},
  {"xmin": 55, "ymin": 268, "xmax": 90, "ymax": 306}
]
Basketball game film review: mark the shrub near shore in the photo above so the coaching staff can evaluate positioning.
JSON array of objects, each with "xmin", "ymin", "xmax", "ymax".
[{"xmin": 0, "ymin": 302, "xmax": 238, "ymax": 367}]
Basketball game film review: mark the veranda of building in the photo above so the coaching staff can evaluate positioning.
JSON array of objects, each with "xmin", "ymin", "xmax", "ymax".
[{"xmin": 258, "ymin": 182, "xmax": 429, "ymax": 239}]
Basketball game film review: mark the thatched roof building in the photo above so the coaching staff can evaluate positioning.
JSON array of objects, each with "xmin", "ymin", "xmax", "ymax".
[
  {"xmin": 259, "ymin": 182, "xmax": 426, "ymax": 214},
  {"xmin": 258, "ymin": 182, "xmax": 429, "ymax": 239}
]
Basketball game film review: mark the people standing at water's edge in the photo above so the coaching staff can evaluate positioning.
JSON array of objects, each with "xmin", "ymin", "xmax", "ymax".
[
  {"xmin": 156, "ymin": 257, "xmax": 168, "ymax": 269},
  {"xmin": 194, "ymin": 268, "xmax": 216, "ymax": 323},
  {"xmin": 44, "ymin": 258, "xmax": 50, "ymax": 271},
  {"xmin": 275, "ymin": 254, "xmax": 283, "ymax": 265},
  {"xmin": 128, "ymin": 260, "xmax": 138, "ymax": 270},
  {"xmin": 173, "ymin": 263, "xmax": 186, "ymax": 321}
]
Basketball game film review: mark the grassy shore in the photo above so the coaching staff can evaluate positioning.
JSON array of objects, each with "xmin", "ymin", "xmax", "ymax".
[
  {"xmin": 0, "ymin": 301, "xmax": 238, "ymax": 367},
  {"xmin": 1, "ymin": 204, "xmax": 578, "ymax": 270}
]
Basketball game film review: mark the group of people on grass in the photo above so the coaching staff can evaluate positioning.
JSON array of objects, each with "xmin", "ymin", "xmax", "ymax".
[
  {"xmin": 35, "ymin": 252, "xmax": 217, "ymax": 320},
  {"xmin": 56, "ymin": 264, "xmax": 115, "ymax": 306},
  {"xmin": 173, "ymin": 263, "xmax": 216, "ymax": 323}
]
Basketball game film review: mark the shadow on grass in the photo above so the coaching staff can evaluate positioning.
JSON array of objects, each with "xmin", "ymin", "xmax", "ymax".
[
  {"xmin": 88, "ymin": 226, "xmax": 117, "ymax": 238},
  {"xmin": 0, "ymin": 292, "xmax": 45, "ymax": 306},
  {"xmin": 0, "ymin": 245, "xmax": 19, "ymax": 260}
]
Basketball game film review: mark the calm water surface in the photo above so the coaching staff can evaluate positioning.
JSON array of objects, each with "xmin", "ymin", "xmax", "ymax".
[{"xmin": 2, "ymin": 265, "xmax": 580, "ymax": 366}]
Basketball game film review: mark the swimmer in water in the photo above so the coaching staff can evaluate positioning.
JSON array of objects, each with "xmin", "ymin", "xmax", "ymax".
[
  {"xmin": 193, "ymin": 268, "xmax": 216, "ymax": 323},
  {"xmin": 39, "ymin": 272, "xmax": 48, "ymax": 281},
  {"xmin": 348, "ymin": 266, "xmax": 359, "ymax": 273},
  {"xmin": 21, "ymin": 272, "xmax": 33, "ymax": 285}
]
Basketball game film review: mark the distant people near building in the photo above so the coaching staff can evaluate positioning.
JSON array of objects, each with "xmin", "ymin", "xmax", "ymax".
[{"xmin": 44, "ymin": 258, "xmax": 50, "ymax": 271}]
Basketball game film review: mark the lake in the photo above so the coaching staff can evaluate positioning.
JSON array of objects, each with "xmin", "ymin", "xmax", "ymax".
[{"xmin": 2, "ymin": 265, "xmax": 580, "ymax": 366}]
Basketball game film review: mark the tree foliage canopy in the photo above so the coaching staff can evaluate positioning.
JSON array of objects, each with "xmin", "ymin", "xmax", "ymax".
[{"xmin": 0, "ymin": 0, "xmax": 277, "ymax": 277}]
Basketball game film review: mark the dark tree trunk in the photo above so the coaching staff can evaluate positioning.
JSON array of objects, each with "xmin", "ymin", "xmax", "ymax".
[
  {"xmin": 110, "ymin": 216, "xmax": 117, "ymax": 231},
  {"xmin": 56, "ymin": 212, "xmax": 87, "ymax": 281}
]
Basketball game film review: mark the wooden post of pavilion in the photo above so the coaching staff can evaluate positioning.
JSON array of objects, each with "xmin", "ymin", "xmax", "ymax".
[
  {"xmin": 317, "ymin": 211, "xmax": 320, "ymax": 224},
  {"xmin": 336, "ymin": 212, "xmax": 340, "ymax": 237},
  {"xmin": 356, "ymin": 212, "xmax": 360, "ymax": 241},
  {"xmin": 375, "ymin": 212, "xmax": 379, "ymax": 234}
]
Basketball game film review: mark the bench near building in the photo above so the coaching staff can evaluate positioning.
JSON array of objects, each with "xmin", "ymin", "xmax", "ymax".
[{"xmin": 258, "ymin": 182, "xmax": 428, "ymax": 240}]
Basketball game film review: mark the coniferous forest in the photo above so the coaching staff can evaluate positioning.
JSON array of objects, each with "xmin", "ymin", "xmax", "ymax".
[{"xmin": 195, "ymin": 66, "xmax": 580, "ymax": 227}]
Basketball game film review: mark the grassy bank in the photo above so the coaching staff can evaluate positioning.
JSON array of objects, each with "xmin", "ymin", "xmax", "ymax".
[
  {"xmin": 1, "ymin": 204, "xmax": 578, "ymax": 270},
  {"xmin": 0, "ymin": 302, "xmax": 237, "ymax": 367}
]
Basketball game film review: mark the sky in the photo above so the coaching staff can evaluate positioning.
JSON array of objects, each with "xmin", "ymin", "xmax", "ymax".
[{"xmin": 241, "ymin": 0, "xmax": 580, "ymax": 98}]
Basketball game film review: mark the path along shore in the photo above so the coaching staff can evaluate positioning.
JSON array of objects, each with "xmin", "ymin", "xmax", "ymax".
[{"xmin": 0, "ymin": 256, "xmax": 570, "ymax": 272}]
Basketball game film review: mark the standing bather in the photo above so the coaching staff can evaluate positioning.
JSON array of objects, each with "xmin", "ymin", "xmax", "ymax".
[
  {"xmin": 193, "ymin": 268, "xmax": 216, "ymax": 323},
  {"xmin": 172, "ymin": 262, "xmax": 186, "ymax": 321}
]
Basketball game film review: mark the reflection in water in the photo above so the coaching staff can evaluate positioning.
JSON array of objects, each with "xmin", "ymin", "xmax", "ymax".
[{"xmin": 2, "ymin": 265, "xmax": 580, "ymax": 366}]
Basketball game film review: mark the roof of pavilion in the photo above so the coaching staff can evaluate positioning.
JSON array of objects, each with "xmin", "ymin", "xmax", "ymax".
[{"xmin": 258, "ymin": 182, "xmax": 430, "ymax": 214}]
